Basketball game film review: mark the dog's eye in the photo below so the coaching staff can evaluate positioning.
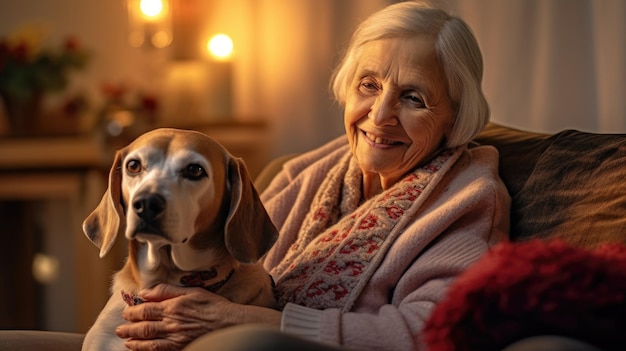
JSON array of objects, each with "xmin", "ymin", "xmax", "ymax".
[
  {"xmin": 181, "ymin": 163, "xmax": 207, "ymax": 180},
  {"xmin": 126, "ymin": 159, "xmax": 142, "ymax": 174}
]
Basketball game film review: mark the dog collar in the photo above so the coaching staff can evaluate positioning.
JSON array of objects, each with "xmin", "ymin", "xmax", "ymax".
[
  {"xmin": 121, "ymin": 268, "xmax": 236, "ymax": 306},
  {"xmin": 180, "ymin": 268, "xmax": 235, "ymax": 292}
]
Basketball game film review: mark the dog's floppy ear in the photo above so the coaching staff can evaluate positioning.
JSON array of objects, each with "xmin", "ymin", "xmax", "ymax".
[
  {"xmin": 82, "ymin": 150, "xmax": 126, "ymax": 258},
  {"xmin": 224, "ymin": 157, "xmax": 278, "ymax": 263}
]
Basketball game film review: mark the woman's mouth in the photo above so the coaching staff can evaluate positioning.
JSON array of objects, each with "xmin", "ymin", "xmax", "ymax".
[{"xmin": 363, "ymin": 131, "xmax": 402, "ymax": 146}]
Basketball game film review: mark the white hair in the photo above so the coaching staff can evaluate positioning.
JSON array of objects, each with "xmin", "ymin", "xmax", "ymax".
[{"xmin": 331, "ymin": 1, "xmax": 489, "ymax": 147}]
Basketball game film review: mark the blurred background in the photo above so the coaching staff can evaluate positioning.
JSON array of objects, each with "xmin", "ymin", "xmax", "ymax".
[{"xmin": 0, "ymin": 0, "xmax": 624, "ymax": 334}]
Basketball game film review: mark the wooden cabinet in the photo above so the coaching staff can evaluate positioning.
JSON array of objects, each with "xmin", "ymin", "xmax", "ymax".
[{"xmin": 0, "ymin": 121, "xmax": 269, "ymax": 332}]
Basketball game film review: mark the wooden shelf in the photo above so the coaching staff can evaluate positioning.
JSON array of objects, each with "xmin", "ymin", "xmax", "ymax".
[
  {"xmin": 0, "ymin": 120, "xmax": 269, "ymax": 173},
  {"xmin": 0, "ymin": 136, "xmax": 107, "ymax": 170}
]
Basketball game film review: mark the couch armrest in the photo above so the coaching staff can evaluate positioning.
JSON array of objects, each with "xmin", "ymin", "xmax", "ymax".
[
  {"xmin": 0, "ymin": 330, "xmax": 83, "ymax": 351},
  {"xmin": 253, "ymin": 153, "xmax": 298, "ymax": 193}
]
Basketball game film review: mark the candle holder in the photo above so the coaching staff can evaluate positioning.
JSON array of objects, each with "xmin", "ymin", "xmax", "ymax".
[
  {"xmin": 127, "ymin": 0, "xmax": 173, "ymax": 49},
  {"xmin": 161, "ymin": 33, "xmax": 235, "ymax": 124}
]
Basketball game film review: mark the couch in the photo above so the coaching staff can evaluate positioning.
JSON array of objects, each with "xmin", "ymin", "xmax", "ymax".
[{"xmin": 1, "ymin": 123, "xmax": 624, "ymax": 350}]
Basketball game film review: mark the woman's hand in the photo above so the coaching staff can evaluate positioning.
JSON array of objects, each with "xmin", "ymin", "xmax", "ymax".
[{"xmin": 115, "ymin": 284, "xmax": 281, "ymax": 351}]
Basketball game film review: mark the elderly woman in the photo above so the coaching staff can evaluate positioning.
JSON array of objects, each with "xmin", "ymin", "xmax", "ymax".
[{"xmin": 115, "ymin": 1, "xmax": 510, "ymax": 350}]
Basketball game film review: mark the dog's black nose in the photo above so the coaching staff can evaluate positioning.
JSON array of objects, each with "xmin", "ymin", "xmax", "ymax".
[{"xmin": 133, "ymin": 194, "xmax": 166, "ymax": 220}]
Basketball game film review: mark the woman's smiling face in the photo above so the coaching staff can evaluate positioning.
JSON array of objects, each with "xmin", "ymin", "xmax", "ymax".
[{"xmin": 344, "ymin": 36, "xmax": 455, "ymax": 189}]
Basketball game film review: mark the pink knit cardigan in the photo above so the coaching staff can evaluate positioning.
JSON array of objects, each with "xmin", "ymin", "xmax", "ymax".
[{"xmin": 261, "ymin": 136, "xmax": 510, "ymax": 350}]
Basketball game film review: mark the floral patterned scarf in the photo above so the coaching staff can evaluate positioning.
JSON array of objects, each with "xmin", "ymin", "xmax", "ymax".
[{"xmin": 271, "ymin": 148, "xmax": 461, "ymax": 311}]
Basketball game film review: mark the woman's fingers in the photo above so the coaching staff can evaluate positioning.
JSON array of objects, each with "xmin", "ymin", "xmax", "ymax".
[
  {"xmin": 119, "ymin": 320, "xmax": 209, "ymax": 351},
  {"xmin": 115, "ymin": 286, "xmax": 238, "ymax": 350},
  {"xmin": 122, "ymin": 286, "xmax": 204, "ymax": 323},
  {"xmin": 122, "ymin": 301, "xmax": 164, "ymax": 322},
  {"xmin": 116, "ymin": 320, "xmax": 161, "ymax": 339}
]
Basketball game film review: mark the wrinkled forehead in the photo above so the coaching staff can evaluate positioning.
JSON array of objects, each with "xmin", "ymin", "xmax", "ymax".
[{"xmin": 357, "ymin": 37, "xmax": 440, "ymax": 75}]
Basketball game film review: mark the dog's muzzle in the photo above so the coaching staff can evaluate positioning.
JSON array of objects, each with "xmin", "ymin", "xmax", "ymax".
[
  {"xmin": 131, "ymin": 193, "xmax": 166, "ymax": 237},
  {"xmin": 133, "ymin": 193, "xmax": 166, "ymax": 220}
]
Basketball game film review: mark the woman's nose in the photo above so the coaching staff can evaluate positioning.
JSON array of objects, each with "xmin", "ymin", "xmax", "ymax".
[{"xmin": 368, "ymin": 93, "xmax": 398, "ymax": 126}]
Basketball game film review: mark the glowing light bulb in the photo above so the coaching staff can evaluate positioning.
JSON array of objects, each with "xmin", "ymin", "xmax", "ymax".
[
  {"xmin": 140, "ymin": 0, "xmax": 163, "ymax": 19},
  {"xmin": 207, "ymin": 34, "xmax": 233, "ymax": 60}
]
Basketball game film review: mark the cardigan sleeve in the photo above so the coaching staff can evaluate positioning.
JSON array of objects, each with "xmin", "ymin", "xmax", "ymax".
[
  {"xmin": 331, "ymin": 227, "xmax": 503, "ymax": 350},
  {"xmin": 279, "ymin": 231, "xmax": 502, "ymax": 350}
]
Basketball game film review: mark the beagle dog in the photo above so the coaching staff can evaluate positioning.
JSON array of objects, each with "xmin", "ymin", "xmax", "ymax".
[{"xmin": 81, "ymin": 128, "xmax": 278, "ymax": 350}]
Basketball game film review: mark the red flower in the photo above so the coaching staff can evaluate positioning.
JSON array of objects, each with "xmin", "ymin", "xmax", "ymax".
[
  {"xmin": 313, "ymin": 207, "xmax": 327, "ymax": 221},
  {"xmin": 358, "ymin": 214, "xmax": 378, "ymax": 230},
  {"xmin": 100, "ymin": 82, "xmax": 126, "ymax": 102},
  {"xmin": 324, "ymin": 260, "xmax": 343, "ymax": 274},
  {"xmin": 366, "ymin": 239, "xmax": 379, "ymax": 254},
  {"xmin": 0, "ymin": 33, "xmax": 90, "ymax": 99},
  {"xmin": 320, "ymin": 229, "xmax": 338, "ymax": 243},
  {"xmin": 386, "ymin": 205, "xmax": 403, "ymax": 219},
  {"xmin": 339, "ymin": 239, "xmax": 359, "ymax": 254},
  {"xmin": 141, "ymin": 95, "xmax": 158, "ymax": 114},
  {"xmin": 63, "ymin": 36, "xmax": 81, "ymax": 52}
]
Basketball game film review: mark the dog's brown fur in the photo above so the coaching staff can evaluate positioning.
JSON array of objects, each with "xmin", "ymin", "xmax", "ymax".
[{"xmin": 81, "ymin": 128, "xmax": 278, "ymax": 350}]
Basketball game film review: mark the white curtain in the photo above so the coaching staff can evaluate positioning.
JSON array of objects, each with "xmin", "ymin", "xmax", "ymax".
[{"xmin": 445, "ymin": 0, "xmax": 626, "ymax": 133}]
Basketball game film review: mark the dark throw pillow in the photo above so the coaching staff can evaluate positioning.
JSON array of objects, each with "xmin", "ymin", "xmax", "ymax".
[
  {"xmin": 422, "ymin": 239, "xmax": 626, "ymax": 351},
  {"xmin": 510, "ymin": 130, "xmax": 626, "ymax": 247},
  {"xmin": 476, "ymin": 125, "xmax": 626, "ymax": 247}
]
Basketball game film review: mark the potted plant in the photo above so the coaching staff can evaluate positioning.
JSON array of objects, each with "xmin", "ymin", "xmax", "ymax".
[{"xmin": 0, "ymin": 25, "xmax": 90, "ymax": 136}]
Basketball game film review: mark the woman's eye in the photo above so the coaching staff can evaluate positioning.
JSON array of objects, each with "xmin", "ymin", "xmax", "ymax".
[
  {"xmin": 358, "ymin": 79, "xmax": 379, "ymax": 94},
  {"xmin": 126, "ymin": 159, "xmax": 142, "ymax": 174},
  {"xmin": 403, "ymin": 93, "xmax": 426, "ymax": 108},
  {"xmin": 181, "ymin": 163, "xmax": 207, "ymax": 181}
]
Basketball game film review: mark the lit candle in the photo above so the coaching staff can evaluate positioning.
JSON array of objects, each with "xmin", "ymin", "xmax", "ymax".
[
  {"xmin": 161, "ymin": 34, "xmax": 235, "ymax": 124},
  {"xmin": 127, "ymin": 0, "xmax": 171, "ymax": 49},
  {"xmin": 139, "ymin": 0, "xmax": 164, "ymax": 20},
  {"xmin": 202, "ymin": 34, "xmax": 234, "ymax": 120}
]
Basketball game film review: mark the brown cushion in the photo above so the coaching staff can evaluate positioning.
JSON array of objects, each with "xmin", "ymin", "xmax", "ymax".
[
  {"xmin": 475, "ymin": 124, "xmax": 626, "ymax": 248},
  {"xmin": 0, "ymin": 330, "xmax": 83, "ymax": 351},
  {"xmin": 474, "ymin": 124, "xmax": 550, "ymax": 198}
]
